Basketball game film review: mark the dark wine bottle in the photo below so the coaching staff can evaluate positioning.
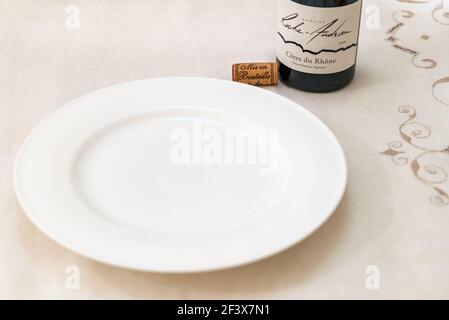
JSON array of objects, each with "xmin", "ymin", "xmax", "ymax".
[{"xmin": 277, "ymin": 0, "xmax": 362, "ymax": 92}]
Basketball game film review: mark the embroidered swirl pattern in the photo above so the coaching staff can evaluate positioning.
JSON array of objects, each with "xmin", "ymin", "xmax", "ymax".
[
  {"xmin": 385, "ymin": 10, "xmax": 437, "ymax": 69},
  {"xmin": 382, "ymin": 1, "xmax": 449, "ymax": 207},
  {"xmin": 382, "ymin": 107, "xmax": 449, "ymax": 207}
]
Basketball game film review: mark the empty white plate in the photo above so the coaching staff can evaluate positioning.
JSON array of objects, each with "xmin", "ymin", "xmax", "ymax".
[{"xmin": 14, "ymin": 77, "xmax": 346, "ymax": 273}]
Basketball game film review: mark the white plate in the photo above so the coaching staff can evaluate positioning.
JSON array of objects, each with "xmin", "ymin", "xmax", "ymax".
[{"xmin": 14, "ymin": 77, "xmax": 347, "ymax": 273}]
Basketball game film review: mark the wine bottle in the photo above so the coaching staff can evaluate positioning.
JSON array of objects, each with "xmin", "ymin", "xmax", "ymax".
[{"xmin": 277, "ymin": 0, "xmax": 362, "ymax": 92}]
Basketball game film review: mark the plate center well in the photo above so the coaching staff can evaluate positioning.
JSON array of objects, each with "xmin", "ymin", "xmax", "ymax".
[{"xmin": 72, "ymin": 108, "xmax": 288, "ymax": 235}]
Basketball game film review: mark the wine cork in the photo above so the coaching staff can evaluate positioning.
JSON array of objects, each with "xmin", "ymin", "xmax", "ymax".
[{"xmin": 232, "ymin": 62, "xmax": 278, "ymax": 86}]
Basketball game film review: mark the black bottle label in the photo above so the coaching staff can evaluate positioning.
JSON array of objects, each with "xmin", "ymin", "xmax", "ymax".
[{"xmin": 277, "ymin": 0, "xmax": 362, "ymax": 74}]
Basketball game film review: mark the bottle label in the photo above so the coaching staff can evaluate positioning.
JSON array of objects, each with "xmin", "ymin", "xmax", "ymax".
[{"xmin": 277, "ymin": 0, "xmax": 362, "ymax": 74}]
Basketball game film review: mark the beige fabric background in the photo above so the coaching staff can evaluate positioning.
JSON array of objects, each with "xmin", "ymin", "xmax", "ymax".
[{"xmin": 1, "ymin": 0, "xmax": 448, "ymax": 299}]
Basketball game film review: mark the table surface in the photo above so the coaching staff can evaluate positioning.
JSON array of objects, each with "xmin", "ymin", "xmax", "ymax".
[{"xmin": 1, "ymin": 0, "xmax": 448, "ymax": 299}]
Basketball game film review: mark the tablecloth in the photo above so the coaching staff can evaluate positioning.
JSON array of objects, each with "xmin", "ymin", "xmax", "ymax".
[{"xmin": 0, "ymin": 0, "xmax": 448, "ymax": 299}]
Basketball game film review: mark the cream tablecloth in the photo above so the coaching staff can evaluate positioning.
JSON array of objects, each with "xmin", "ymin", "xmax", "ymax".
[{"xmin": 1, "ymin": 0, "xmax": 448, "ymax": 299}]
